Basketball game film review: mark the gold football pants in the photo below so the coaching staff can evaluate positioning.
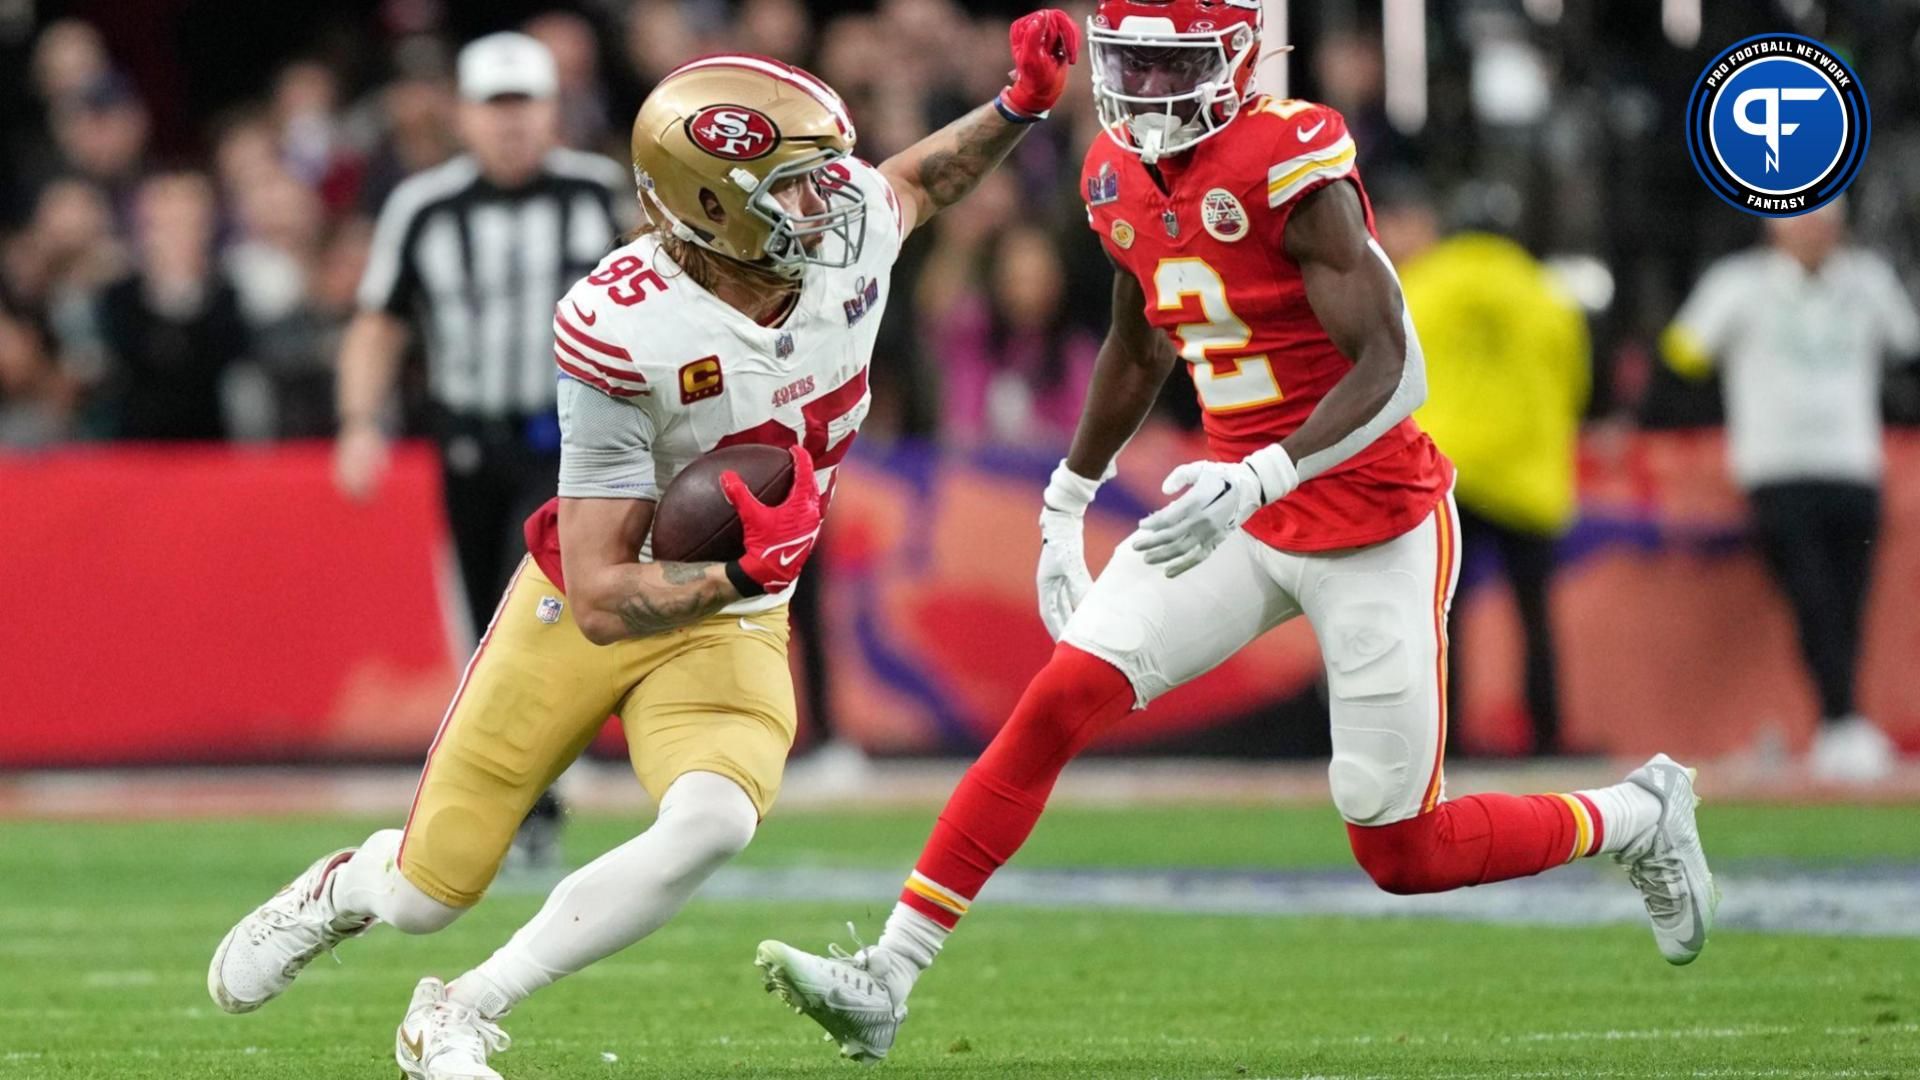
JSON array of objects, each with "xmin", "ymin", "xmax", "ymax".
[{"xmin": 397, "ymin": 558, "xmax": 795, "ymax": 906}]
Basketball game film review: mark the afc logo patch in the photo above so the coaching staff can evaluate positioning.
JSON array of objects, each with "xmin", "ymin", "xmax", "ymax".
[
  {"xmin": 686, "ymin": 104, "xmax": 780, "ymax": 161},
  {"xmin": 679, "ymin": 355, "xmax": 724, "ymax": 404},
  {"xmin": 843, "ymin": 276, "xmax": 881, "ymax": 326},
  {"xmin": 1087, "ymin": 161, "xmax": 1119, "ymax": 206},
  {"xmin": 1201, "ymin": 188, "xmax": 1249, "ymax": 242},
  {"xmin": 535, "ymin": 596, "xmax": 564, "ymax": 624}
]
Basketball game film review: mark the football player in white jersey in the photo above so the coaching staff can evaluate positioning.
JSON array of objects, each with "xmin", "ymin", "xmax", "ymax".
[{"xmin": 207, "ymin": 15, "xmax": 1081, "ymax": 1078}]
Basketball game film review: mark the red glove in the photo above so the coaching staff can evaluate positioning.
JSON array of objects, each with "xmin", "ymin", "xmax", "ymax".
[
  {"xmin": 720, "ymin": 446, "xmax": 821, "ymax": 596},
  {"xmin": 999, "ymin": 8, "xmax": 1081, "ymax": 121}
]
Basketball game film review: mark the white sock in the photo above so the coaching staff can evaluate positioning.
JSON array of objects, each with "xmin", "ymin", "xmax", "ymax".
[
  {"xmin": 328, "ymin": 828, "xmax": 466, "ymax": 934},
  {"xmin": 450, "ymin": 772, "xmax": 757, "ymax": 1019},
  {"xmin": 875, "ymin": 903, "xmax": 948, "ymax": 991},
  {"xmin": 1575, "ymin": 782, "xmax": 1663, "ymax": 854}
]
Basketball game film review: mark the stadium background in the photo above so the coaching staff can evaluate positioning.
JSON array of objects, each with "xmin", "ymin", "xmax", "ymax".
[
  {"xmin": 4, "ymin": 0, "xmax": 1920, "ymax": 765},
  {"xmin": 4, "ymin": 3, "xmax": 1920, "ymax": 1079}
]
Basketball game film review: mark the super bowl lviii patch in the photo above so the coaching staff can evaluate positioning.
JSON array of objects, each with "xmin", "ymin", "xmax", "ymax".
[
  {"xmin": 1202, "ymin": 188, "xmax": 1249, "ymax": 242},
  {"xmin": 1087, "ymin": 161, "xmax": 1119, "ymax": 206}
]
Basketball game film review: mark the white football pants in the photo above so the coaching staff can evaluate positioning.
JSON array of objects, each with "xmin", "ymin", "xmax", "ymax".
[{"xmin": 1062, "ymin": 493, "xmax": 1461, "ymax": 826}]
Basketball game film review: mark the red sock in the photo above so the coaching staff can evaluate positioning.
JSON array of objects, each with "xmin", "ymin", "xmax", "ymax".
[
  {"xmin": 1346, "ymin": 791, "xmax": 1602, "ymax": 895},
  {"xmin": 898, "ymin": 645, "xmax": 1135, "ymax": 928}
]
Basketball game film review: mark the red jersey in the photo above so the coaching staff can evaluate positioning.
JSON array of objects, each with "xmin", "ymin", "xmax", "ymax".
[{"xmin": 1083, "ymin": 97, "xmax": 1452, "ymax": 551}]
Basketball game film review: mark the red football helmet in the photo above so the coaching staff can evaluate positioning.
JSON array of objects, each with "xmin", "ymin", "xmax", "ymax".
[{"xmin": 1088, "ymin": 0, "xmax": 1264, "ymax": 163}]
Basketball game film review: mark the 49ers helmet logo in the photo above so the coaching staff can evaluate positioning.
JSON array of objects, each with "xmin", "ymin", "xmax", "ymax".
[{"xmin": 687, "ymin": 105, "xmax": 780, "ymax": 160}]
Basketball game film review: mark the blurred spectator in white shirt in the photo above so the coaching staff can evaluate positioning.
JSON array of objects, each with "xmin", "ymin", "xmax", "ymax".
[{"xmin": 1664, "ymin": 201, "xmax": 1920, "ymax": 783}]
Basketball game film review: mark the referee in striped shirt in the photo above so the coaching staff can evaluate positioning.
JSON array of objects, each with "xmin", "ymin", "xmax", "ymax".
[
  {"xmin": 333, "ymin": 33, "xmax": 630, "ymax": 863},
  {"xmin": 336, "ymin": 32, "xmax": 629, "ymax": 631}
]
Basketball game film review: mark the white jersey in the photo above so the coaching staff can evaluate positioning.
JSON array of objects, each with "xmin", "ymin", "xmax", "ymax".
[
  {"xmin": 1673, "ymin": 246, "xmax": 1920, "ymax": 489},
  {"xmin": 543, "ymin": 158, "xmax": 906, "ymax": 614}
]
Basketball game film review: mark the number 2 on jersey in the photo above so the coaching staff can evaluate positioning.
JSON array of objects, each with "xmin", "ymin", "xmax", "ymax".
[{"xmin": 1153, "ymin": 258, "xmax": 1284, "ymax": 413}]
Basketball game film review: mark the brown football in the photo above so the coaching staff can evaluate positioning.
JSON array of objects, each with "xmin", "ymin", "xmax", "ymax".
[{"xmin": 649, "ymin": 444, "xmax": 795, "ymax": 563}]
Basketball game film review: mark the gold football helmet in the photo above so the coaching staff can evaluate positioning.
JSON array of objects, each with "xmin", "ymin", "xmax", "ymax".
[{"xmin": 631, "ymin": 55, "xmax": 866, "ymax": 278}]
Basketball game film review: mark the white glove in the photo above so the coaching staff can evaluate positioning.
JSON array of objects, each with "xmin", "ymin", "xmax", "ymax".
[
  {"xmin": 1036, "ymin": 459, "xmax": 1108, "ymax": 640},
  {"xmin": 1133, "ymin": 444, "xmax": 1297, "ymax": 577}
]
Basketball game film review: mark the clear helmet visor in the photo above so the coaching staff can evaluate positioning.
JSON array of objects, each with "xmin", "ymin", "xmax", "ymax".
[
  {"xmin": 746, "ymin": 150, "xmax": 867, "ymax": 279},
  {"xmin": 1088, "ymin": 26, "xmax": 1247, "ymax": 163}
]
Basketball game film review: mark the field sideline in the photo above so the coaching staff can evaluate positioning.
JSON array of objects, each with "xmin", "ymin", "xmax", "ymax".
[{"xmin": 3, "ymin": 802, "xmax": 1917, "ymax": 1078}]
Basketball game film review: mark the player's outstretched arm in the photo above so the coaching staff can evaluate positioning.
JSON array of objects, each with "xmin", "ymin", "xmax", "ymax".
[
  {"xmin": 878, "ymin": 9, "xmax": 1078, "ymax": 238},
  {"xmin": 559, "ymin": 497, "xmax": 740, "ymax": 644},
  {"xmin": 1276, "ymin": 181, "xmax": 1426, "ymax": 475}
]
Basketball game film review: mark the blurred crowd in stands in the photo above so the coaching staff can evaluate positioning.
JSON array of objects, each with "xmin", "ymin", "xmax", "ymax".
[
  {"xmin": 2, "ymin": 1, "xmax": 1918, "ymax": 771},
  {"xmin": 3, "ymin": 0, "xmax": 1915, "ymax": 451}
]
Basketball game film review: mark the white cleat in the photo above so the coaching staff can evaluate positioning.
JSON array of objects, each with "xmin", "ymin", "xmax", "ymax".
[
  {"xmin": 208, "ymin": 847, "xmax": 372, "ymax": 1013},
  {"xmin": 756, "ymin": 938, "xmax": 909, "ymax": 1062},
  {"xmin": 1618, "ymin": 754, "xmax": 1719, "ymax": 965},
  {"xmin": 1811, "ymin": 715, "xmax": 1897, "ymax": 784},
  {"xmin": 395, "ymin": 977, "xmax": 510, "ymax": 1080}
]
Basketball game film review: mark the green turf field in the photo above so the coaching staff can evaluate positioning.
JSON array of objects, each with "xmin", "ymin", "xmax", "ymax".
[{"xmin": 3, "ymin": 804, "xmax": 1916, "ymax": 1078}]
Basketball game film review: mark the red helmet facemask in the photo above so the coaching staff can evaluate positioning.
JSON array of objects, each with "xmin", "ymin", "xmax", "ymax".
[{"xmin": 1088, "ymin": 0, "xmax": 1264, "ymax": 163}]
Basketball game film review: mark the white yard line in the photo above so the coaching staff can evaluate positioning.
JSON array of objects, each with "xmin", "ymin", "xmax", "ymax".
[
  {"xmin": 694, "ymin": 863, "xmax": 1920, "ymax": 938},
  {"xmin": 7, "ymin": 759, "xmax": 1920, "ymax": 818}
]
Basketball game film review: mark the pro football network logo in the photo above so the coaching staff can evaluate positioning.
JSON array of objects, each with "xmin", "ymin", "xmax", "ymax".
[
  {"xmin": 687, "ymin": 105, "xmax": 780, "ymax": 161},
  {"xmin": 1685, "ymin": 34, "xmax": 1868, "ymax": 217}
]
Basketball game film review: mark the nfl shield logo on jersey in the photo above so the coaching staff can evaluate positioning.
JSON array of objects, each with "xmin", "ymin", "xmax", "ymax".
[
  {"xmin": 776, "ymin": 332, "xmax": 795, "ymax": 359},
  {"xmin": 1087, "ymin": 161, "xmax": 1119, "ymax": 206},
  {"xmin": 535, "ymin": 595, "xmax": 564, "ymax": 624}
]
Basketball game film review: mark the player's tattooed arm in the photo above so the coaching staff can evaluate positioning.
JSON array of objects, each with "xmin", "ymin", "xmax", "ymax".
[
  {"xmin": 1277, "ymin": 181, "xmax": 1427, "ymax": 481},
  {"xmin": 879, "ymin": 104, "xmax": 1029, "ymax": 237},
  {"xmin": 1062, "ymin": 266, "xmax": 1177, "ymax": 482},
  {"xmin": 606, "ymin": 561, "xmax": 733, "ymax": 638},
  {"xmin": 558, "ymin": 497, "xmax": 742, "ymax": 644}
]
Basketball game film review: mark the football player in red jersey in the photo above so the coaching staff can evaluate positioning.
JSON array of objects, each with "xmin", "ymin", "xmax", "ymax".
[{"xmin": 757, "ymin": 0, "xmax": 1717, "ymax": 1061}]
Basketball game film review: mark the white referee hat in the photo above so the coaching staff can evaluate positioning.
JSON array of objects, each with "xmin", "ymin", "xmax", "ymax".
[{"xmin": 457, "ymin": 32, "xmax": 558, "ymax": 102}]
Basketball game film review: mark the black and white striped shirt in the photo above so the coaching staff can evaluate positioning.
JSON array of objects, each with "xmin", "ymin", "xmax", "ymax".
[{"xmin": 357, "ymin": 149, "xmax": 633, "ymax": 418}]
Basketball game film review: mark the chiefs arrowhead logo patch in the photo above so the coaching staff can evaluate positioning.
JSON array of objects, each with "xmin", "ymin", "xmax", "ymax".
[{"xmin": 1201, "ymin": 188, "xmax": 1248, "ymax": 243}]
